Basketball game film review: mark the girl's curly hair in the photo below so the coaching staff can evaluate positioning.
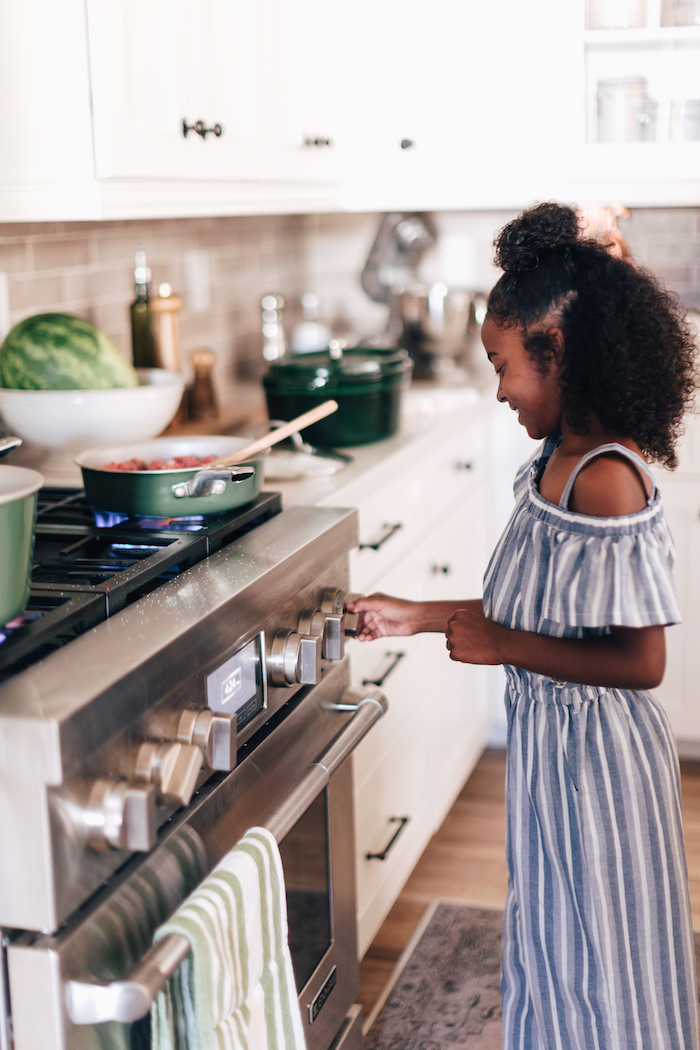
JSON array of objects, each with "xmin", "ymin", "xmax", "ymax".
[{"xmin": 488, "ymin": 202, "xmax": 698, "ymax": 468}]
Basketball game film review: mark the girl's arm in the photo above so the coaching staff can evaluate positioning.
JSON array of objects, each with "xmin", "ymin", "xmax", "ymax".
[
  {"xmin": 446, "ymin": 609, "xmax": 666, "ymax": 690},
  {"xmin": 347, "ymin": 595, "xmax": 484, "ymax": 641}
]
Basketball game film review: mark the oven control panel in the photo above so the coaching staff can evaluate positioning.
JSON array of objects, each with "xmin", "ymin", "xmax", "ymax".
[{"xmin": 207, "ymin": 634, "xmax": 266, "ymax": 729}]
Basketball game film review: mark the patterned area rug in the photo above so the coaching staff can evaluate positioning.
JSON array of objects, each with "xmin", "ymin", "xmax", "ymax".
[
  {"xmin": 365, "ymin": 902, "xmax": 503, "ymax": 1050},
  {"xmin": 366, "ymin": 901, "xmax": 700, "ymax": 1050}
]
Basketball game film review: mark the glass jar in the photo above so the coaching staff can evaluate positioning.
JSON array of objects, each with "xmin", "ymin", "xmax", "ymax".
[{"xmin": 597, "ymin": 78, "xmax": 653, "ymax": 142}]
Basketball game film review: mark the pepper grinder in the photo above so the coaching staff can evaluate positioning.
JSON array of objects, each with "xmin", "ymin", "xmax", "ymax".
[
  {"xmin": 188, "ymin": 348, "xmax": 219, "ymax": 421},
  {"xmin": 150, "ymin": 283, "xmax": 183, "ymax": 372}
]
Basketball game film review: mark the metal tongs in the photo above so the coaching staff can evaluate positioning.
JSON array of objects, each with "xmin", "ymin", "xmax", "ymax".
[{"xmin": 170, "ymin": 400, "xmax": 338, "ymax": 499}]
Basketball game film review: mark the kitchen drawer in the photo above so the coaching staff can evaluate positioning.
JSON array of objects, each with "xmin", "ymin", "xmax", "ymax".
[
  {"xmin": 350, "ymin": 634, "xmax": 423, "ymax": 789},
  {"xmin": 354, "ymin": 724, "xmax": 430, "ymax": 956},
  {"xmin": 347, "ymin": 470, "xmax": 425, "ymax": 594},
  {"xmin": 421, "ymin": 420, "xmax": 487, "ymax": 527}
]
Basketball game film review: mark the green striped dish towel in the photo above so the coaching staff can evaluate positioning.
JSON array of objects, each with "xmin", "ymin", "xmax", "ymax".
[{"xmin": 152, "ymin": 827, "xmax": 306, "ymax": 1050}]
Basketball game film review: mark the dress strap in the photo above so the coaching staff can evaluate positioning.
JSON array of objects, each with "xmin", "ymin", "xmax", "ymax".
[{"xmin": 559, "ymin": 442, "xmax": 655, "ymax": 510}]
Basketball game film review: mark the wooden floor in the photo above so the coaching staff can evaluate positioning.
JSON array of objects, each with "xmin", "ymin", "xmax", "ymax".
[{"xmin": 358, "ymin": 747, "xmax": 700, "ymax": 1021}]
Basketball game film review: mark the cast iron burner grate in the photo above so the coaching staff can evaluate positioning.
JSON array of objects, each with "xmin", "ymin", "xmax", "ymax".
[{"xmin": 0, "ymin": 488, "xmax": 282, "ymax": 682}]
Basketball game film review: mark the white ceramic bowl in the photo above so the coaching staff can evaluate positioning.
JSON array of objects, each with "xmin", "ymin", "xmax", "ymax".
[{"xmin": 0, "ymin": 369, "xmax": 185, "ymax": 452}]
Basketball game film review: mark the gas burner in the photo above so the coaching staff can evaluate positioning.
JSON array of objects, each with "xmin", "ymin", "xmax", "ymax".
[{"xmin": 0, "ymin": 489, "xmax": 282, "ymax": 681}]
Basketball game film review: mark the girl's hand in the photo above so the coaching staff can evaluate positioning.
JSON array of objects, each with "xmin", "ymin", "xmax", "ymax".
[
  {"xmin": 347, "ymin": 594, "xmax": 423, "ymax": 641},
  {"xmin": 445, "ymin": 608, "xmax": 503, "ymax": 665}
]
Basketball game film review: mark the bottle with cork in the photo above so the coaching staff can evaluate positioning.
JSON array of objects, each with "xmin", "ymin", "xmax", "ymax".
[{"xmin": 129, "ymin": 246, "xmax": 158, "ymax": 368}]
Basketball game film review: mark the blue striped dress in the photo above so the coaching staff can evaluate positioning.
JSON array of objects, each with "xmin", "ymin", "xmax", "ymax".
[{"xmin": 483, "ymin": 436, "xmax": 699, "ymax": 1050}]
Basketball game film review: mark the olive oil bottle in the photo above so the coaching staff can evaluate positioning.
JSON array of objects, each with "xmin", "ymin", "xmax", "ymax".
[{"xmin": 129, "ymin": 246, "xmax": 158, "ymax": 367}]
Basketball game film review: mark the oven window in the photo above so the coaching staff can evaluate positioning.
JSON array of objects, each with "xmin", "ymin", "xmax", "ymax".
[{"xmin": 279, "ymin": 789, "xmax": 332, "ymax": 993}]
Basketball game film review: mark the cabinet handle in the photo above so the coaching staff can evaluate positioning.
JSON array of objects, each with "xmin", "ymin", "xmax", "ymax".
[
  {"xmin": 431, "ymin": 564, "xmax": 451, "ymax": 575},
  {"xmin": 361, "ymin": 650, "xmax": 405, "ymax": 688},
  {"xmin": 304, "ymin": 137, "xmax": 332, "ymax": 147},
  {"xmin": 366, "ymin": 816, "xmax": 410, "ymax": 861},
  {"xmin": 182, "ymin": 119, "xmax": 223, "ymax": 139},
  {"xmin": 455, "ymin": 461, "xmax": 473, "ymax": 471},
  {"xmin": 400, "ymin": 138, "xmax": 414, "ymax": 149},
  {"xmin": 359, "ymin": 522, "xmax": 403, "ymax": 551}
]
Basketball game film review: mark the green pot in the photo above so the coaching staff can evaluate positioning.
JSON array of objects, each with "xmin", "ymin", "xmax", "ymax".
[
  {"xmin": 76, "ymin": 436, "xmax": 266, "ymax": 518},
  {"xmin": 262, "ymin": 347, "xmax": 412, "ymax": 447},
  {"xmin": 0, "ymin": 465, "xmax": 43, "ymax": 626}
]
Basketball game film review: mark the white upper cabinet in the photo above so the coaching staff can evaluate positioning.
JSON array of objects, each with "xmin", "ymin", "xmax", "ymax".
[
  {"xmin": 0, "ymin": 0, "xmax": 697, "ymax": 219},
  {"xmin": 86, "ymin": 0, "xmax": 340, "ymax": 187},
  {"xmin": 335, "ymin": 0, "xmax": 584, "ymax": 211},
  {"xmin": 0, "ymin": 0, "xmax": 343, "ymax": 221},
  {"xmin": 86, "ymin": 0, "xmax": 195, "ymax": 180}
]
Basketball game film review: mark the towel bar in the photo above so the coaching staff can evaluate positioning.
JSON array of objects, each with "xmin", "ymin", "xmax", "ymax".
[{"xmin": 66, "ymin": 689, "xmax": 387, "ymax": 1026}]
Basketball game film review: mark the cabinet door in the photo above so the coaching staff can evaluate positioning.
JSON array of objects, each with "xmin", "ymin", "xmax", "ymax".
[
  {"xmin": 187, "ymin": 0, "xmax": 273, "ymax": 181},
  {"xmin": 417, "ymin": 487, "xmax": 493, "ymax": 827},
  {"xmin": 86, "ymin": 0, "xmax": 195, "ymax": 179},
  {"xmin": 264, "ymin": 0, "xmax": 341, "ymax": 184},
  {"xmin": 335, "ymin": 0, "xmax": 583, "ymax": 210},
  {"xmin": 652, "ymin": 477, "xmax": 700, "ymax": 742}
]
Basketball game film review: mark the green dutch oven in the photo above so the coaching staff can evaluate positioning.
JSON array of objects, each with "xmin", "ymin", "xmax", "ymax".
[
  {"xmin": 262, "ymin": 347, "xmax": 413, "ymax": 447},
  {"xmin": 0, "ymin": 465, "xmax": 44, "ymax": 626}
]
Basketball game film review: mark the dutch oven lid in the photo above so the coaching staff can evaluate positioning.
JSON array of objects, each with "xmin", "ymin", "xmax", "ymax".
[{"xmin": 263, "ymin": 346, "xmax": 412, "ymax": 390}]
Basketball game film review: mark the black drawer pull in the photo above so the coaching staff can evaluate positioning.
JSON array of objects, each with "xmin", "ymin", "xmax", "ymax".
[
  {"xmin": 366, "ymin": 816, "xmax": 410, "ymax": 861},
  {"xmin": 431, "ymin": 564, "xmax": 451, "ymax": 575},
  {"xmin": 455, "ymin": 461, "xmax": 473, "ymax": 471},
  {"xmin": 361, "ymin": 650, "xmax": 405, "ymax": 688},
  {"xmin": 359, "ymin": 522, "xmax": 402, "ymax": 551}
]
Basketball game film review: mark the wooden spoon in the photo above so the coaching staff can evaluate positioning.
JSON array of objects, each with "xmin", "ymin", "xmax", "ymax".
[{"xmin": 208, "ymin": 400, "xmax": 339, "ymax": 468}]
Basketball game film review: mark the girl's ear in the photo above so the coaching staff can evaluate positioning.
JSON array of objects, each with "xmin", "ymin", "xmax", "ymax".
[{"xmin": 547, "ymin": 327, "xmax": 565, "ymax": 363}]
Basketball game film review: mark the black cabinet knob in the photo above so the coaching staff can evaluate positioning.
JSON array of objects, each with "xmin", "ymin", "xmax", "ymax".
[{"xmin": 400, "ymin": 138, "xmax": 414, "ymax": 149}]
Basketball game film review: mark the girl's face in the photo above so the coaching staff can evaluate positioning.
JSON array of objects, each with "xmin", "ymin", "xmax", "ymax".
[{"xmin": 481, "ymin": 316, "xmax": 563, "ymax": 440}]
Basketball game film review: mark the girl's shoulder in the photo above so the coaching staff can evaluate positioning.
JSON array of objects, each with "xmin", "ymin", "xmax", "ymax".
[{"xmin": 568, "ymin": 450, "xmax": 652, "ymax": 518}]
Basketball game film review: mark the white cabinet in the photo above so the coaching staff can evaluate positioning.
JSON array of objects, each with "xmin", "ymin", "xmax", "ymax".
[
  {"xmin": 86, "ymin": 0, "xmax": 341, "ymax": 186},
  {"xmin": 336, "ymin": 0, "xmax": 584, "ymax": 211},
  {"xmin": 653, "ymin": 413, "xmax": 700, "ymax": 749},
  {"xmin": 0, "ymin": 0, "xmax": 343, "ymax": 221},
  {"xmin": 333, "ymin": 415, "xmax": 493, "ymax": 957}
]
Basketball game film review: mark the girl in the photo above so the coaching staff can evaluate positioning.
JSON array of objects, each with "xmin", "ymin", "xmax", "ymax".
[{"xmin": 348, "ymin": 203, "xmax": 699, "ymax": 1050}]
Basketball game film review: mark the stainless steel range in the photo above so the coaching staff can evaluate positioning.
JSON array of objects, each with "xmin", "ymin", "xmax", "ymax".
[{"xmin": 0, "ymin": 489, "xmax": 384, "ymax": 1050}]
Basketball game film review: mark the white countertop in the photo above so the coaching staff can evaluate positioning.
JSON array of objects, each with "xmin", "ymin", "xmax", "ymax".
[
  {"xmin": 1, "ymin": 380, "xmax": 494, "ymax": 497},
  {"xmin": 268, "ymin": 384, "xmax": 485, "ymax": 508}
]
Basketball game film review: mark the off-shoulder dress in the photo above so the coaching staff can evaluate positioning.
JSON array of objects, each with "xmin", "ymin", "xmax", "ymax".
[{"xmin": 483, "ymin": 436, "xmax": 698, "ymax": 1050}]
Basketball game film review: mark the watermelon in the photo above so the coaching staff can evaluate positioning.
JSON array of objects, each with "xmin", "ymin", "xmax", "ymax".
[{"xmin": 0, "ymin": 313, "xmax": 139, "ymax": 390}]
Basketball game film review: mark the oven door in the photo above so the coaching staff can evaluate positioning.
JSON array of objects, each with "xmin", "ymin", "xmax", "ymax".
[{"xmin": 4, "ymin": 658, "xmax": 384, "ymax": 1050}]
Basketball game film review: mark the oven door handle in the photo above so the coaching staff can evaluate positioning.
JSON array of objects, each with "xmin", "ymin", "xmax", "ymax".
[{"xmin": 65, "ymin": 686, "xmax": 387, "ymax": 1026}]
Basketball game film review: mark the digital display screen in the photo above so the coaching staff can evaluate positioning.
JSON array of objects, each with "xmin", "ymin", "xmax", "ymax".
[{"xmin": 206, "ymin": 635, "xmax": 264, "ymax": 728}]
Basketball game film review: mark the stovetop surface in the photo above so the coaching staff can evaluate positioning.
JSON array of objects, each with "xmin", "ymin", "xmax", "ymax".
[{"xmin": 0, "ymin": 488, "xmax": 282, "ymax": 684}]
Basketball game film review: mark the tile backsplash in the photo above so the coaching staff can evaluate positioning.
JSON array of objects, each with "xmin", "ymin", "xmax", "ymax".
[{"xmin": 0, "ymin": 206, "xmax": 698, "ymax": 401}]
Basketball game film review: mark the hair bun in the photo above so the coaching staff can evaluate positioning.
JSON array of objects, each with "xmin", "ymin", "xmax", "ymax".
[{"xmin": 494, "ymin": 202, "xmax": 580, "ymax": 274}]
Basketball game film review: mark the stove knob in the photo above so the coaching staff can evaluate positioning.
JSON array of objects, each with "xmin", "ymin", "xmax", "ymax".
[
  {"xmin": 177, "ymin": 708, "xmax": 237, "ymax": 772},
  {"xmin": 321, "ymin": 588, "xmax": 346, "ymax": 660},
  {"xmin": 299, "ymin": 606, "xmax": 345, "ymax": 664},
  {"xmin": 268, "ymin": 628, "xmax": 322, "ymax": 686},
  {"xmin": 343, "ymin": 592, "xmax": 364, "ymax": 638},
  {"xmin": 133, "ymin": 741, "xmax": 204, "ymax": 807},
  {"xmin": 81, "ymin": 778, "xmax": 157, "ymax": 853},
  {"xmin": 297, "ymin": 607, "xmax": 326, "ymax": 638}
]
